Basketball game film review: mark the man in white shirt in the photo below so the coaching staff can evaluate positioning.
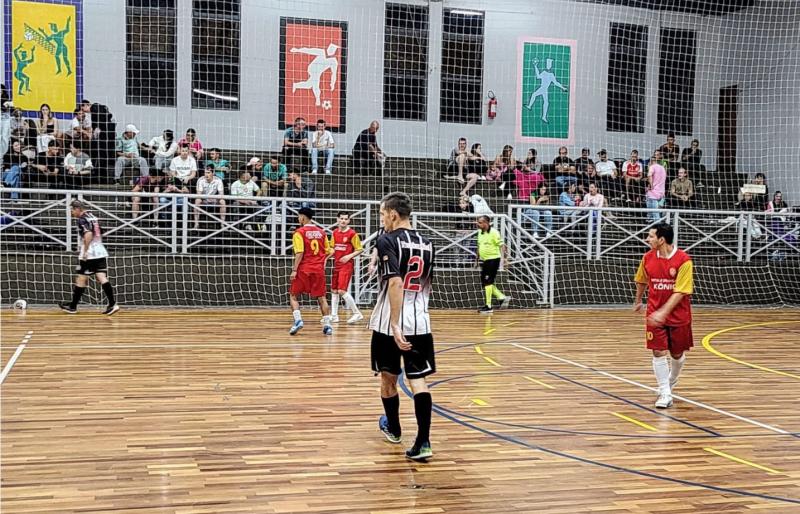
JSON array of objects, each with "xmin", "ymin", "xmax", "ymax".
[
  {"xmin": 596, "ymin": 149, "xmax": 621, "ymax": 201},
  {"xmin": 141, "ymin": 129, "xmax": 177, "ymax": 173},
  {"xmin": 69, "ymin": 108, "xmax": 93, "ymax": 141},
  {"xmin": 169, "ymin": 144, "xmax": 197, "ymax": 187},
  {"xmin": 310, "ymin": 118, "xmax": 335, "ymax": 174},
  {"xmin": 194, "ymin": 166, "xmax": 226, "ymax": 229},
  {"xmin": 230, "ymin": 170, "xmax": 259, "ymax": 205}
]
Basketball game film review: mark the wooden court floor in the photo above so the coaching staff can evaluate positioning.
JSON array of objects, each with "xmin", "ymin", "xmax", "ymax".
[{"xmin": 1, "ymin": 307, "xmax": 799, "ymax": 513}]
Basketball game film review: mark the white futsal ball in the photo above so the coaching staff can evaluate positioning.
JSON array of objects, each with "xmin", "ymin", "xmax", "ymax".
[{"xmin": 13, "ymin": 299, "xmax": 27, "ymax": 310}]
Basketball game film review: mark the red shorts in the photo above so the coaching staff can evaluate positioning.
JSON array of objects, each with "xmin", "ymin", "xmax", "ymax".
[
  {"xmin": 331, "ymin": 266, "xmax": 354, "ymax": 291},
  {"xmin": 646, "ymin": 324, "xmax": 694, "ymax": 353},
  {"xmin": 290, "ymin": 270, "xmax": 326, "ymax": 298}
]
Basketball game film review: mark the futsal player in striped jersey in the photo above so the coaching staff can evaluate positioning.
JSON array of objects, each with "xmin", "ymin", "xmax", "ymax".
[
  {"xmin": 633, "ymin": 222, "xmax": 694, "ymax": 409},
  {"xmin": 369, "ymin": 192, "xmax": 436, "ymax": 461}
]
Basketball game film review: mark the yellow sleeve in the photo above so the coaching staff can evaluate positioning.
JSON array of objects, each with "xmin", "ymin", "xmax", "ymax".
[
  {"xmin": 292, "ymin": 232, "xmax": 305, "ymax": 254},
  {"xmin": 634, "ymin": 258, "xmax": 648, "ymax": 284},
  {"xmin": 351, "ymin": 232, "xmax": 363, "ymax": 252},
  {"xmin": 493, "ymin": 229, "xmax": 504, "ymax": 248},
  {"xmin": 674, "ymin": 260, "xmax": 694, "ymax": 294},
  {"xmin": 325, "ymin": 235, "xmax": 333, "ymax": 255}
]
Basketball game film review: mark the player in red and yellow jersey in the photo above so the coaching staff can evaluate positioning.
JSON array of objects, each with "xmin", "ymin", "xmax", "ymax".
[
  {"xmin": 633, "ymin": 222, "xmax": 694, "ymax": 409},
  {"xmin": 289, "ymin": 207, "xmax": 333, "ymax": 336},
  {"xmin": 329, "ymin": 211, "xmax": 365, "ymax": 324}
]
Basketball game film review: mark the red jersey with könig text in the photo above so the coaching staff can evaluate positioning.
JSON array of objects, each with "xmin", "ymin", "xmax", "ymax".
[
  {"xmin": 292, "ymin": 224, "xmax": 330, "ymax": 274},
  {"xmin": 332, "ymin": 228, "xmax": 362, "ymax": 270},
  {"xmin": 634, "ymin": 247, "xmax": 694, "ymax": 326}
]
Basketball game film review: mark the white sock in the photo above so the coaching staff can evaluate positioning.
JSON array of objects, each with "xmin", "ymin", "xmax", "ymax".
[
  {"xmin": 342, "ymin": 292, "xmax": 361, "ymax": 314},
  {"xmin": 652, "ymin": 356, "xmax": 671, "ymax": 395},
  {"xmin": 331, "ymin": 294, "xmax": 340, "ymax": 317},
  {"xmin": 322, "ymin": 315, "xmax": 331, "ymax": 325},
  {"xmin": 292, "ymin": 309, "xmax": 302, "ymax": 322},
  {"xmin": 670, "ymin": 354, "xmax": 686, "ymax": 383}
]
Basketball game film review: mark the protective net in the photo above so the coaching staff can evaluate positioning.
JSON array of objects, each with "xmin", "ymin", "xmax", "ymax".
[{"xmin": 1, "ymin": 0, "xmax": 798, "ymax": 308}]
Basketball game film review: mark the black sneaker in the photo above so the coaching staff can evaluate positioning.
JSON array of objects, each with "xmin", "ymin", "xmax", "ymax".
[
  {"xmin": 59, "ymin": 303, "xmax": 77, "ymax": 314},
  {"xmin": 478, "ymin": 305, "xmax": 493, "ymax": 315},
  {"xmin": 103, "ymin": 304, "xmax": 120, "ymax": 316},
  {"xmin": 378, "ymin": 415, "xmax": 401, "ymax": 444},
  {"xmin": 405, "ymin": 440, "xmax": 433, "ymax": 461}
]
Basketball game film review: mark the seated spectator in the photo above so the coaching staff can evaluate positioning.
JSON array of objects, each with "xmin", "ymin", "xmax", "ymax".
[
  {"xmin": 10, "ymin": 108, "xmax": 36, "ymax": 150},
  {"xmin": 574, "ymin": 147, "xmax": 594, "ymax": 173},
  {"xmin": 524, "ymin": 183, "xmax": 553, "ymax": 238},
  {"xmin": 2, "ymin": 140, "xmax": 29, "ymax": 199},
  {"xmin": 63, "ymin": 141, "xmax": 93, "ymax": 188},
  {"xmin": 522, "ymin": 148, "xmax": 541, "ymax": 172},
  {"xmin": 194, "ymin": 166, "xmax": 226, "ymax": 229},
  {"xmin": 114, "ymin": 124, "xmax": 149, "ymax": 184},
  {"xmin": 261, "ymin": 156, "xmax": 287, "ymax": 197},
  {"xmin": 159, "ymin": 173, "xmax": 191, "ymax": 213},
  {"xmin": 739, "ymin": 172, "xmax": 768, "ymax": 209},
  {"xmin": 622, "ymin": 150, "xmax": 644, "ymax": 203},
  {"xmin": 352, "ymin": 120, "xmax": 384, "ymax": 174},
  {"xmin": 131, "ymin": 175, "xmax": 161, "ymax": 219},
  {"xmin": 766, "ymin": 191, "xmax": 788, "ymax": 213},
  {"xmin": 558, "ymin": 183, "xmax": 581, "ymax": 224},
  {"xmin": 553, "ymin": 146, "xmax": 577, "ymax": 188},
  {"xmin": 178, "ymin": 128, "xmax": 204, "ymax": 161},
  {"xmin": 230, "ymin": 171, "xmax": 260, "ymax": 206},
  {"xmin": 310, "ymin": 119, "xmax": 335, "ymax": 174},
  {"xmin": 579, "ymin": 162, "xmax": 600, "ymax": 197},
  {"xmin": 680, "ymin": 138, "xmax": 703, "ymax": 172},
  {"xmin": 282, "ymin": 117, "xmax": 308, "ymax": 171},
  {"xmin": 765, "ymin": 191, "xmax": 794, "ymax": 247},
  {"xmin": 32, "ymin": 139, "xmax": 64, "ymax": 188},
  {"xmin": 245, "ymin": 156, "xmax": 264, "ymax": 181},
  {"xmin": 446, "ymin": 137, "xmax": 469, "ymax": 182},
  {"xmin": 658, "ymin": 132, "xmax": 680, "ymax": 169},
  {"xmin": 646, "ymin": 151, "xmax": 667, "ymax": 224},
  {"xmin": 513, "ymin": 159, "xmax": 544, "ymax": 204},
  {"xmin": 35, "ymin": 103, "xmax": 61, "ymax": 153},
  {"xmin": 595, "ymin": 149, "xmax": 621, "ymax": 201},
  {"xmin": 168, "ymin": 144, "xmax": 198, "ymax": 189},
  {"xmin": 466, "ymin": 143, "xmax": 489, "ymax": 175},
  {"xmin": 496, "ymin": 144, "xmax": 517, "ymax": 195},
  {"xmin": 580, "ymin": 182, "xmax": 606, "ymax": 223},
  {"xmin": 205, "ymin": 147, "xmax": 231, "ymax": 182},
  {"xmin": 736, "ymin": 192, "xmax": 760, "ymax": 211},
  {"xmin": 68, "ymin": 107, "xmax": 93, "ymax": 142},
  {"xmin": 286, "ymin": 171, "xmax": 316, "ymax": 209},
  {"xmin": 460, "ymin": 157, "xmax": 504, "ymax": 197},
  {"xmin": 140, "ymin": 129, "xmax": 177, "ymax": 174},
  {"xmin": 669, "ymin": 167, "xmax": 695, "ymax": 209}
]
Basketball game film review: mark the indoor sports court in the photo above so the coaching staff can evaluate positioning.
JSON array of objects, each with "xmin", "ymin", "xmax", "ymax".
[{"xmin": 1, "ymin": 0, "xmax": 799, "ymax": 512}]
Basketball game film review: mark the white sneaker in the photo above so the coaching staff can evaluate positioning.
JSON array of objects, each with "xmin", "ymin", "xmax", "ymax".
[
  {"xmin": 655, "ymin": 392, "xmax": 673, "ymax": 409},
  {"xmin": 324, "ymin": 169, "xmax": 332, "ymax": 175},
  {"xmin": 533, "ymin": 232, "xmax": 540, "ymax": 239},
  {"xmin": 654, "ymin": 378, "xmax": 679, "ymax": 396},
  {"xmin": 347, "ymin": 312, "xmax": 364, "ymax": 324},
  {"xmin": 499, "ymin": 296, "xmax": 511, "ymax": 309},
  {"xmin": 311, "ymin": 169, "xmax": 318, "ymax": 174},
  {"xmin": 319, "ymin": 316, "xmax": 339, "ymax": 324}
]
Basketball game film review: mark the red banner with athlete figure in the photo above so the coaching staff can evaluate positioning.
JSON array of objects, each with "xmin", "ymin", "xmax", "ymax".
[{"xmin": 279, "ymin": 18, "xmax": 348, "ymax": 132}]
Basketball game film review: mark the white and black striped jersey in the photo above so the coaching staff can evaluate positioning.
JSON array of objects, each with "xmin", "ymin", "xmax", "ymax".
[
  {"xmin": 77, "ymin": 212, "xmax": 109, "ymax": 260},
  {"xmin": 368, "ymin": 228, "xmax": 435, "ymax": 336}
]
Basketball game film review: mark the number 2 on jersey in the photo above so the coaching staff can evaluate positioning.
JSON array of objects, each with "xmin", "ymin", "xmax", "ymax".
[{"xmin": 403, "ymin": 255, "xmax": 425, "ymax": 292}]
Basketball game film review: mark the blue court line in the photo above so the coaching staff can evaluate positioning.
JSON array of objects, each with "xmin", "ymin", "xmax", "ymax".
[
  {"xmin": 397, "ymin": 375, "xmax": 800, "ymax": 506},
  {"xmin": 545, "ymin": 371, "xmax": 723, "ymax": 437}
]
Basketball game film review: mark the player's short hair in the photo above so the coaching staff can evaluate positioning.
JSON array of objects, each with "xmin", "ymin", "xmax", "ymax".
[
  {"xmin": 652, "ymin": 222, "xmax": 674, "ymax": 244},
  {"xmin": 477, "ymin": 215, "xmax": 491, "ymax": 224},
  {"xmin": 381, "ymin": 192, "xmax": 412, "ymax": 218},
  {"xmin": 70, "ymin": 200, "xmax": 87, "ymax": 210},
  {"xmin": 317, "ymin": 119, "xmax": 325, "ymax": 125},
  {"xmin": 337, "ymin": 211, "xmax": 350, "ymax": 218},
  {"xmin": 298, "ymin": 207, "xmax": 315, "ymax": 219}
]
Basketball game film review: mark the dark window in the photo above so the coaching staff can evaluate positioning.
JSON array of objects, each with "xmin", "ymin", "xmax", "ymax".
[
  {"xmin": 440, "ymin": 9, "xmax": 484, "ymax": 124},
  {"xmin": 607, "ymin": 23, "xmax": 648, "ymax": 133},
  {"xmin": 657, "ymin": 28, "xmax": 696, "ymax": 135},
  {"xmin": 192, "ymin": 0, "xmax": 240, "ymax": 110},
  {"xmin": 126, "ymin": 0, "xmax": 176, "ymax": 107},
  {"xmin": 383, "ymin": 4, "xmax": 429, "ymax": 121}
]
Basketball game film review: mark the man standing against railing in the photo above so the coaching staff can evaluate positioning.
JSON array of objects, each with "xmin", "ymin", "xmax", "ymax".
[
  {"xmin": 632, "ymin": 223, "xmax": 693, "ymax": 409},
  {"xmin": 476, "ymin": 215, "xmax": 509, "ymax": 314},
  {"xmin": 59, "ymin": 200, "xmax": 119, "ymax": 316}
]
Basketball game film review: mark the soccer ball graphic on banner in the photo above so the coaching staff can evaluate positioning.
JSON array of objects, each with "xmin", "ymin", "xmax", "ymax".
[{"xmin": 13, "ymin": 299, "xmax": 28, "ymax": 310}]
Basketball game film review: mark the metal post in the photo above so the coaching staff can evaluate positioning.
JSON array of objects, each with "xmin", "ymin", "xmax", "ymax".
[
  {"xmin": 170, "ymin": 197, "xmax": 178, "ymax": 253},
  {"xmin": 65, "ymin": 193, "xmax": 72, "ymax": 252},
  {"xmin": 280, "ymin": 200, "xmax": 287, "ymax": 255},
  {"xmin": 365, "ymin": 205, "xmax": 371, "ymax": 241},
  {"xmin": 736, "ymin": 213, "xmax": 744, "ymax": 262},
  {"xmin": 745, "ymin": 214, "xmax": 753, "ymax": 263},
  {"xmin": 672, "ymin": 211, "xmax": 680, "ymax": 247},
  {"xmin": 585, "ymin": 210, "xmax": 593, "ymax": 260},
  {"xmin": 181, "ymin": 196, "xmax": 189, "ymax": 253},
  {"xmin": 270, "ymin": 200, "xmax": 278, "ymax": 254},
  {"xmin": 594, "ymin": 210, "xmax": 603, "ymax": 260},
  {"xmin": 412, "ymin": 213, "xmax": 418, "ymax": 230}
]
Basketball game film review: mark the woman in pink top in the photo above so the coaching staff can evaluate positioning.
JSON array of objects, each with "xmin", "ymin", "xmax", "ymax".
[
  {"xmin": 178, "ymin": 128, "xmax": 204, "ymax": 161},
  {"xmin": 513, "ymin": 161, "xmax": 544, "ymax": 202}
]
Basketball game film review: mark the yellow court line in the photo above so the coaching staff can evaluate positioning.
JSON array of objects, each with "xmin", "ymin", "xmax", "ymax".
[
  {"xmin": 523, "ymin": 376, "xmax": 556, "ymax": 389},
  {"xmin": 702, "ymin": 320, "xmax": 800, "ymax": 380},
  {"xmin": 483, "ymin": 356, "xmax": 502, "ymax": 367},
  {"xmin": 611, "ymin": 412, "xmax": 658, "ymax": 432},
  {"xmin": 471, "ymin": 398, "xmax": 489, "ymax": 406},
  {"xmin": 703, "ymin": 447, "xmax": 782, "ymax": 475},
  {"xmin": 502, "ymin": 322, "xmax": 518, "ymax": 327},
  {"xmin": 483, "ymin": 328, "xmax": 497, "ymax": 335},
  {"xmin": 474, "ymin": 345, "xmax": 483, "ymax": 355}
]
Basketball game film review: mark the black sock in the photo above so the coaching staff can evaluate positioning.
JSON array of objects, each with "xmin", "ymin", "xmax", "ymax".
[
  {"xmin": 102, "ymin": 282, "xmax": 115, "ymax": 306},
  {"xmin": 70, "ymin": 286, "xmax": 86, "ymax": 309},
  {"xmin": 381, "ymin": 394, "xmax": 401, "ymax": 436},
  {"xmin": 413, "ymin": 392, "xmax": 432, "ymax": 445}
]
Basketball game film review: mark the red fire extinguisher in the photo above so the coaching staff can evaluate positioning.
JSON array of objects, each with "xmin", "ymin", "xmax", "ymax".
[{"xmin": 487, "ymin": 91, "xmax": 497, "ymax": 119}]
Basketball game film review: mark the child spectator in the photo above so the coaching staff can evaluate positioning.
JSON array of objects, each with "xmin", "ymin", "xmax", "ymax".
[{"xmin": 178, "ymin": 128, "xmax": 204, "ymax": 161}]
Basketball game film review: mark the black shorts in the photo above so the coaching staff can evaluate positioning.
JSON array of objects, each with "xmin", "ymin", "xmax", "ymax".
[
  {"xmin": 76, "ymin": 258, "xmax": 108, "ymax": 276},
  {"xmin": 371, "ymin": 331, "xmax": 436, "ymax": 379},
  {"xmin": 480, "ymin": 258, "xmax": 501, "ymax": 286}
]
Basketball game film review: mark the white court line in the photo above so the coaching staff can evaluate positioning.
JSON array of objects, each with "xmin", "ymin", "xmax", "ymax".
[
  {"xmin": 510, "ymin": 342, "xmax": 792, "ymax": 436},
  {"xmin": 1, "ymin": 331, "xmax": 33, "ymax": 384}
]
